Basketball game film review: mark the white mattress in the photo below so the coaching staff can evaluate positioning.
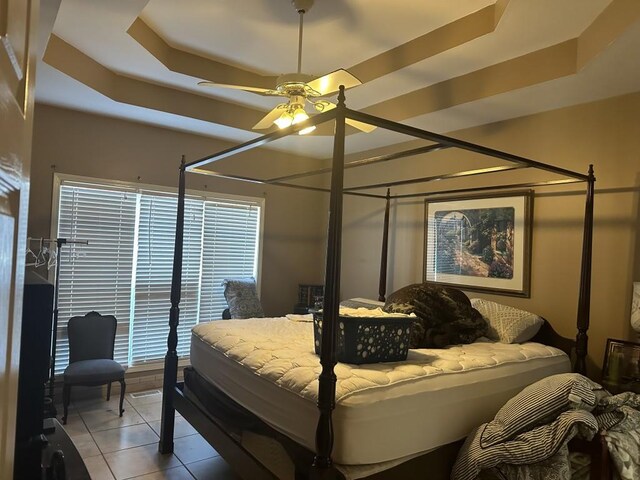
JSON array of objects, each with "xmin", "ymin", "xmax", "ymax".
[{"xmin": 190, "ymin": 318, "xmax": 570, "ymax": 465}]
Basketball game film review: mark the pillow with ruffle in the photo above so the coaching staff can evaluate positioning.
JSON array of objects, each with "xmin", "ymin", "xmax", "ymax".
[
  {"xmin": 223, "ymin": 277, "xmax": 264, "ymax": 319},
  {"xmin": 470, "ymin": 298, "xmax": 543, "ymax": 344}
]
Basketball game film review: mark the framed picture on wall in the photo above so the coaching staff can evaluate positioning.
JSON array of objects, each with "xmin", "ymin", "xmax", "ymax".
[{"xmin": 423, "ymin": 190, "xmax": 533, "ymax": 297}]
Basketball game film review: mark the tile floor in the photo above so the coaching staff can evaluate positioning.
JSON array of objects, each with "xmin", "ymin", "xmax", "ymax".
[{"xmin": 58, "ymin": 389, "xmax": 240, "ymax": 480}]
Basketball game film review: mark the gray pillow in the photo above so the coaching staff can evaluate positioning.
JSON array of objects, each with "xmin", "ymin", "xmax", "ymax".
[
  {"xmin": 480, "ymin": 373, "xmax": 602, "ymax": 448},
  {"xmin": 223, "ymin": 277, "xmax": 264, "ymax": 319}
]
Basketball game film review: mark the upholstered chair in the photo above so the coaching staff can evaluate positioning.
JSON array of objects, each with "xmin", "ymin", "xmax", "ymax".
[{"xmin": 62, "ymin": 311, "xmax": 125, "ymax": 424}]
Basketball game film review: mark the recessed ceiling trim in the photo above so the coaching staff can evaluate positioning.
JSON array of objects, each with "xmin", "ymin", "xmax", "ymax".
[
  {"xmin": 363, "ymin": 0, "xmax": 640, "ymax": 123},
  {"xmin": 363, "ymin": 40, "xmax": 579, "ymax": 122},
  {"xmin": 129, "ymin": 1, "xmax": 511, "ymax": 88},
  {"xmin": 43, "ymin": 34, "xmax": 267, "ymax": 130},
  {"xmin": 493, "ymin": 0, "xmax": 510, "ymax": 24},
  {"xmin": 349, "ymin": 1, "xmax": 509, "ymax": 83},
  {"xmin": 41, "ymin": 0, "xmax": 638, "ymax": 137},
  {"xmin": 127, "ymin": 18, "xmax": 278, "ymax": 89},
  {"xmin": 577, "ymin": 0, "xmax": 640, "ymax": 69}
]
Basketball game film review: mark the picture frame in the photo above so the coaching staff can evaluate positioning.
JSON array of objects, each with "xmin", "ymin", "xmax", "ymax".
[
  {"xmin": 298, "ymin": 284, "xmax": 324, "ymax": 309},
  {"xmin": 602, "ymin": 338, "xmax": 640, "ymax": 393},
  {"xmin": 423, "ymin": 190, "xmax": 533, "ymax": 296}
]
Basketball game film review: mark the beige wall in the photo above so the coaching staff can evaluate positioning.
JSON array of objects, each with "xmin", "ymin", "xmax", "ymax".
[
  {"xmin": 30, "ymin": 93, "xmax": 640, "ymax": 375},
  {"xmin": 341, "ymin": 92, "xmax": 640, "ymax": 374},
  {"xmin": 28, "ymin": 104, "xmax": 328, "ymax": 316}
]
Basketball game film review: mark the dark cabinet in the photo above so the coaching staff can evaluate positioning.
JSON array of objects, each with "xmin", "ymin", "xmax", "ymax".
[{"xmin": 14, "ymin": 270, "xmax": 55, "ymax": 479}]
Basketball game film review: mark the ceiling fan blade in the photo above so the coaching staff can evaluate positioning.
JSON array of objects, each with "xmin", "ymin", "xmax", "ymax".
[
  {"xmin": 346, "ymin": 118, "xmax": 377, "ymax": 133},
  {"xmin": 253, "ymin": 104, "xmax": 289, "ymax": 130},
  {"xmin": 313, "ymin": 101, "xmax": 376, "ymax": 132},
  {"xmin": 313, "ymin": 100, "xmax": 336, "ymax": 112},
  {"xmin": 307, "ymin": 69, "xmax": 362, "ymax": 96},
  {"xmin": 198, "ymin": 81, "xmax": 282, "ymax": 97}
]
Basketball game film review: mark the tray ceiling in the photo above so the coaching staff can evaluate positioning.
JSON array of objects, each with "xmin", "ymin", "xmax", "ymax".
[{"xmin": 36, "ymin": 0, "xmax": 640, "ymax": 157}]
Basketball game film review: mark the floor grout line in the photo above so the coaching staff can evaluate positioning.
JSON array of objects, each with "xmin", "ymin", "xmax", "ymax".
[
  {"xmin": 65, "ymin": 403, "xmax": 111, "ymax": 480},
  {"xmin": 70, "ymin": 393, "xmax": 218, "ymax": 480},
  {"xmin": 96, "ymin": 399, "xmax": 169, "ymax": 479},
  {"xmin": 76, "ymin": 397, "xmax": 135, "ymax": 480}
]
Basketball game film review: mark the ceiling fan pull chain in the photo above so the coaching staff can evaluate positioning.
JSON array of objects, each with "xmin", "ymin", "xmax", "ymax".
[{"xmin": 297, "ymin": 10, "xmax": 304, "ymax": 74}]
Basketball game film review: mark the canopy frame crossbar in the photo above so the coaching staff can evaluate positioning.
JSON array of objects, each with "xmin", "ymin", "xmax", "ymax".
[{"xmin": 160, "ymin": 87, "xmax": 595, "ymax": 480}]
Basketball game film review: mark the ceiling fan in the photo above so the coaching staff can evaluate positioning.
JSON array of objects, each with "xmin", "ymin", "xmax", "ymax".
[{"xmin": 198, "ymin": 0, "xmax": 374, "ymax": 134}]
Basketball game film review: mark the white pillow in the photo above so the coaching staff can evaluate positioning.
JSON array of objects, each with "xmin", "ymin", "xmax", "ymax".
[{"xmin": 470, "ymin": 298, "xmax": 543, "ymax": 343}]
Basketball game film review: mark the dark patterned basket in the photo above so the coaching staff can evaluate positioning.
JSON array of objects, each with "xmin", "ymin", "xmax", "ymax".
[{"xmin": 313, "ymin": 312, "xmax": 413, "ymax": 364}]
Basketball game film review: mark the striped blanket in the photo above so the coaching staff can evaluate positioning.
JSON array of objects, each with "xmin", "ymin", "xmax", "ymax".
[{"xmin": 452, "ymin": 374, "xmax": 640, "ymax": 480}]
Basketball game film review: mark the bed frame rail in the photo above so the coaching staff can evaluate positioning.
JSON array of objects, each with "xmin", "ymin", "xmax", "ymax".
[
  {"xmin": 173, "ymin": 384, "xmax": 277, "ymax": 480},
  {"xmin": 530, "ymin": 320, "xmax": 576, "ymax": 358}
]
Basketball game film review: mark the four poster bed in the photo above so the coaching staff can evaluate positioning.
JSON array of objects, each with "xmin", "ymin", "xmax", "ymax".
[{"xmin": 158, "ymin": 88, "xmax": 596, "ymax": 479}]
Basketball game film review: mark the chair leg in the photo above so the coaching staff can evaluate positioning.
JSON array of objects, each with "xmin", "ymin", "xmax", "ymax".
[
  {"xmin": 62, "ymin": 384, "xmax": 71, "ymax": 425},
  {"xmin": 118, "ymin": 379, "xmax": 126, "ymax": 417},
  {"xmin": 106, "ymin": 381, "xmax": 112, "ymax": 401}
]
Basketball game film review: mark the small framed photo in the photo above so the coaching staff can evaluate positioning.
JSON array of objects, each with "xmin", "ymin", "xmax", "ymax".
[
  {"xmin": 602, "ymin": 338, "xmax": 640, "ymax": 388},
  {"xmin": 423, "ymin": 190, "xmax": 533, "ymax": 297}
]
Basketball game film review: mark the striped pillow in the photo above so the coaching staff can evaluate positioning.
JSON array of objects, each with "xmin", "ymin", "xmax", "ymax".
[
  {"xmin": 453, "ymin": 409, "xmax": 599, "ymax": 480},
  {"xmin": 480, "ymin": 373, "xmax": 602, "ymax": 448}
]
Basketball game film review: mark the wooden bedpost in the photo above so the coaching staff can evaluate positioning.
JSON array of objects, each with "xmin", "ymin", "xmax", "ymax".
[
  {"xmin": 159, "ymin": 156, "xmax": 186, "ymax": 454},
  {"xmin": 378, "ymin": 189, "xmax": 391, "ymax": 302},
  {"xmin": 311, "ymin": 87, "xmax": 346, "ymax": 479},
  {"xmin": 574, "ymin": 165, "xmax": 595, "ymax": 376}
]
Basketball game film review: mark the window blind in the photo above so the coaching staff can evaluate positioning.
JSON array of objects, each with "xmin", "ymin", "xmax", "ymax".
[
  {"xmin": 54, "ymin": 177, "xmax": 262, "ymax": 373},
  {"xmin": 198, "ymin": 200, "xmax": 260, "ymax": 320},
  {"xmin": 56, "ymin": 183, "xmax": 137, "ymax": 373},
  {"xmin": 131, "ymin": 194, "xmax": 204, "ymax": 364}
]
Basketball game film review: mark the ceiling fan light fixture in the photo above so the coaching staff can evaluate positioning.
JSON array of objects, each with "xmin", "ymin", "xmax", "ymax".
[
  {"xmin": 291, "ymin": 106, "xmax": 315, "ymax": 134},
  {"xmin": 274, "ymin": 111, "xmax": 294, "ymax": 129},
  {"xmin": 199, "ymin": 0, "xmax": 371, "ymax": 134},
  {"xmin": 291, "ymin": 106, "xmax": 309, "ymax": 124}
]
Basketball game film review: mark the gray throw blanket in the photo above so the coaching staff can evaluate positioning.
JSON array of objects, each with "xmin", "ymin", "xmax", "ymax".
[
  {"xmin": 452, "ymin": 380, "xmax": 640, "ymax": 480},
  {"xmin": 383, "ymin": 283, "xmax": 487, "ymax": 348}
]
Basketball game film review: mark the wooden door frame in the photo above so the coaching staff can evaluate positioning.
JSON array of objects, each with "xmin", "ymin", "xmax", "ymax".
[{"xmin": 0, "ymin": 0, "xmax": 40, "ymax": 477}]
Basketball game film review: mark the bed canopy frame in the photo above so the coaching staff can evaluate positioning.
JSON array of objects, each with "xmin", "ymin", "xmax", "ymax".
[{"xmin": 159, "ymin": 87, "xmax": 595, "ymax": 479}]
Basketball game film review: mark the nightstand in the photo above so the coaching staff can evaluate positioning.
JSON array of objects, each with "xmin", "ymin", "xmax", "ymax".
[
  {"xmin": 569, "ymin": 434, "xmax": 612, "ymax": 480},
  {"xmin": 296, "ymin": 284, "xmax": 323, "ymax": 313},
  {"xmin": 602, "ymin": 378, "xmax": 640, "ymax": 395},
  {"xmin": 293, "ymin": 303, "xmax": 310, "ymax": 314}
]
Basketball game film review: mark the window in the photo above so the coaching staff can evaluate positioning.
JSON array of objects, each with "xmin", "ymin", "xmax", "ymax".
[{"xmin": 53, "ymin": 176, "xmax": 262, "ymax": 373}]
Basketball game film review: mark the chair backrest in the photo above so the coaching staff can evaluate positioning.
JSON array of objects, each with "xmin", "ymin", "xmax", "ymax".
[{"xmin": 67, "ymin": 311, "xmax": 117, "ymax": 363}]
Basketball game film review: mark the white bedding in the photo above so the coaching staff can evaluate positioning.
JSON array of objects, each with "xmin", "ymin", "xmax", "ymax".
[{"xmin": 190, "ymin": 317, "xmax": 571, "ymax": 465}]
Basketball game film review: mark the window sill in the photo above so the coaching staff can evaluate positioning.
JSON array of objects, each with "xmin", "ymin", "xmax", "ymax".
[{"xmin": 126, "ymin": 357, "xmax": 191, "ymax": 375}]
